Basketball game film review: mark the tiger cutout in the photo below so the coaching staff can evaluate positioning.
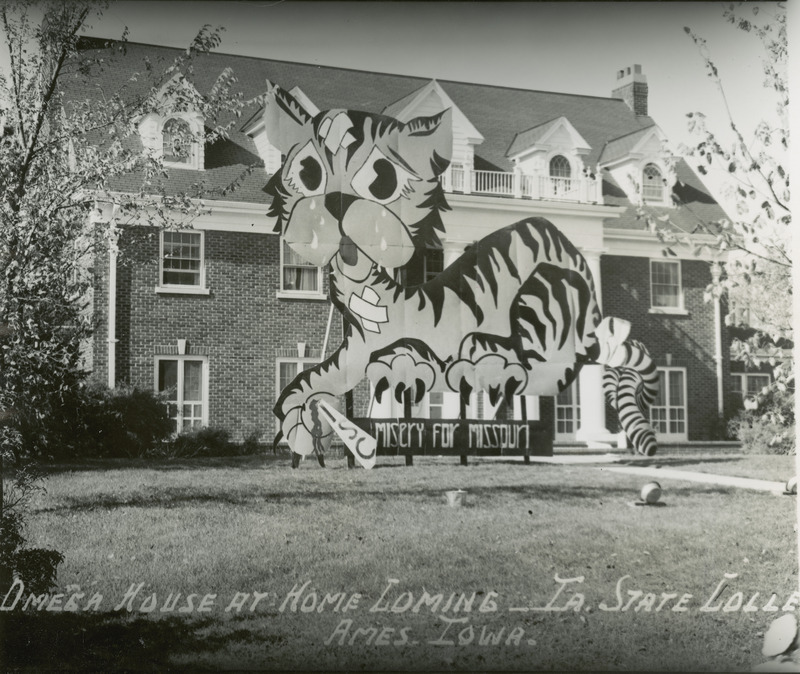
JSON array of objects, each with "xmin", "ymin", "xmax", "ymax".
[{"xmin": 264, "ymin": 82, "xmax": 659, "ymax": 460}]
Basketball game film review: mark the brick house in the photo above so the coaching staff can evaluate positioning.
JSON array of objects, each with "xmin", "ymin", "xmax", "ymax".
[{"xmin": 84, "ymin": 41, "xmax": 735, "ymax": 446}]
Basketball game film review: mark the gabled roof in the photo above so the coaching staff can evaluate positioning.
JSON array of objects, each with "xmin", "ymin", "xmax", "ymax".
[
  {"xmin": 598, "ymin": 125, "xmax": 666, "ymax": 166},
  {"xmin": 71, "ymin": 38, "xmax": 728, "ymax": 227},
  {"xmin": 382, "ymin": 79, "xmax": 483, "ymax": 144},
  {"xmin": 506, "ymin": 116, "xmax": 591, "ymax": 159},
  {"xmin": 602, "ymin": 157, "xmax": 727, "ymax": 231}
]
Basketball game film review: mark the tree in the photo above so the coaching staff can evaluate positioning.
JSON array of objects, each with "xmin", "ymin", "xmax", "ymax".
[
  {"xmin": 0, "ymin": 0, "xmax": 252, "ymax": 590},
  {"xmin": 644, "ymin": 3, "xmax": 790, "ymax": 409}
]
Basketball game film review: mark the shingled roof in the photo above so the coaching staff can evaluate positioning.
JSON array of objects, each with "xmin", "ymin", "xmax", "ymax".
[
  {"xmin": 73, "ymin": 38, "xmax": 728, "ymax": 231},
  {"xmin": 597, "ymin": 126, "xmax": 658, "ymax": 166}
]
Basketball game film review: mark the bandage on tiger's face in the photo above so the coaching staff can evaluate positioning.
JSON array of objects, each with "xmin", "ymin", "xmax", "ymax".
[{"xmin": 262, "ymin": 83, "xmax": 452, "ymax": 281}]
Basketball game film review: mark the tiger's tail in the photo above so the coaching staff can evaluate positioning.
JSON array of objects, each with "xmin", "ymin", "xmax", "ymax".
[{"xmin": 595, "ymin": 317, "xmax": 659, "ymax": 456}]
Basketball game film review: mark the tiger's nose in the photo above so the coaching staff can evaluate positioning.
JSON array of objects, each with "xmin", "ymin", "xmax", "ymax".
[{"xmin": 324, "ymin": 192, "xmax": 358, "ymax": 223}]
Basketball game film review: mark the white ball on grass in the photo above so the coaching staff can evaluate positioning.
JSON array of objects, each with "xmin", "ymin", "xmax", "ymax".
[{"xmin": 640, "ymin": 481, "xmax": 662, "ymax": 504}]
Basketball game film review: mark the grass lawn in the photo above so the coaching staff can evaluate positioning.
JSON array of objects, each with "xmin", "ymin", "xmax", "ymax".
[{"xmin": 2, "ymin": 452, "xmax": 797, "ymax": 671}]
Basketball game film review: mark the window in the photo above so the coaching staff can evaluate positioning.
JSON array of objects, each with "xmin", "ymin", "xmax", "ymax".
[
  {"xmin": 160, "ymin": 230, "xmax": 205, "ymax": 290},
  {"xmin": 409, "ymin": 391, "xmax": 445, "ymax": 419},
  {"xmin": 281, "ymin": 240, "xmax": 322, "ymax": 295},
  {"xmin": 423, "ymin": 247, "xmax": 444, "ymax": 283},
  {"xmin": 555, "ymin": 380, "xmax": 580, "ymax": 439},
  {"xmin": 642, "ymin": 163, "xmax": 666, "ymax": 202},
  {"xmin": 162, "ymin": 117, "xmax": 194, "ymax": 165},
  {"xmin": 276, "ymin": 358, "xmax": 318, "ymax": 431},
  {"xmin": 157, "ymin": 357, "xmax": 207, "ymax": 433},
  {"xmin": 549, "ymin": 155, "xmax": 571, "ymax": 178},
  {"xmin": 650, "ymin": 260, "xmax": 682, "ymax": 310},
  {"xmin": 549, "ymin": 155, "xmax": 572, "ymax": 197},
  {"xmin": 650, "ymin": 368, "xmax": 687, "ymax": 438},
  {"xmin": 732, "ymin": 373, "xmax": 770, "ymax": 402}
]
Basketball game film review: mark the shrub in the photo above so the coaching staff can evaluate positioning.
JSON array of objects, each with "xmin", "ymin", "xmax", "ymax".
[
  {"xmin": 728, "ymin": 386, "xmax": 796, "ymax": 455},
  {"xmin": 1, "ymin": 382, "xmax": 174, "ymax": 461},
  {"xmin": 729, "ymin": 416, "xmax": 795, "ymax": 455},
  {"xmin": 80, "ymin": 384, "xmax": 174, "ymax": 458},
  {"xmin": 156, "ymin": 426, "xmax": 235, "ymax": 459},
  {"xmin": 241, "ymin": 428, "xmax": 265, "ymax": 455}
]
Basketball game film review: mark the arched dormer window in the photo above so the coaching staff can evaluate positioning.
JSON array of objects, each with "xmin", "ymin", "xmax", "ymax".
[
  {"xmin": 549, "ymin": 154, "xmax": 572, "ymax": 197},
  {"xmin": 642, "ymin": 163, "xmax": 666, "ymax": 202},
  {"xmin": 162, "ymin": 117, "xmax": 194, "ymax": 165},
  {"xmin": 549, "ymin": 155, "xmax": 571, "ymax": 179}
]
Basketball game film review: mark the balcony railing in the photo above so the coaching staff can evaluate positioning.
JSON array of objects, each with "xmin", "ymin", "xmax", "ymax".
[{"xmin": 443, "ymin": 167, "xmax": 602, "ymax": 204}]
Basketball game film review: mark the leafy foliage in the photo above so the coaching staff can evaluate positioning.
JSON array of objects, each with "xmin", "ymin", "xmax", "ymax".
[
  {"xmin": 0, "ymin": 0, "xmax": 256, "ymax": 462},
  {"xmin": 729, "ymin": 376, "xmax": 795, "ymax": 453},
  {"xmin": 640, "ymin": 4, "xmax": 791, "ymax": 435},
  {"xmin": 0, "ymin": 0, "xmax": 255, "ymax": 595},
  {"xmin": 48, "ymin": 382, "xmax": 174, "ymax": 459},
  {"xmin": 1, "ymin": 463, "xmax": 64, "ymax": 594},
  {"xmin": 156, "ymin": 426, "xmax": 234, "ymax": 458}
]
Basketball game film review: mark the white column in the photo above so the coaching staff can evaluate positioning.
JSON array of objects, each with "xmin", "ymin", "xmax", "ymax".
[
  {"xmin": 512, "ymin": 168, "xmax": 522, "ymax": 199},
  {"xmin": 462, "ymin": 166, "xmax": 472, "ymax": 194},
  {"xmin": 712, "ymin": 263, "xmax": 725, "ymax": 417},
  {"xmin": 513, "ymin": 396, "xmax": 539, "ymax": 421},
  {"xmin": 98, "ymin": 203, "xmax": 120, "ymax": 390},
  {"xmin": 574, "ymin": 249, "xmax": 619, "ymax": 448},
  {"xmin": 442, "ymin": 166, "xmax": 453, "ymax": 193}
]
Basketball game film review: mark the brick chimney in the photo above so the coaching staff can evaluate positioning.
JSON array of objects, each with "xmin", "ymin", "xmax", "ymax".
[{"xmin": 612, "ymin": 64, "xmax": 648, "ymax": 116}]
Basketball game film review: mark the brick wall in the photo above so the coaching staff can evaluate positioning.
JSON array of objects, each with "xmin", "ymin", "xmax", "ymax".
[
  {"xmin": 94, "ymin": 233, "xmax": 730, "ymax": 445},
  {"xmin": 601, "ymin": 255, "xmax": 730, "ymax": 441},
  {"xmin": 101, "ymin": 226, "xmax": 337, "ymax": 442}
]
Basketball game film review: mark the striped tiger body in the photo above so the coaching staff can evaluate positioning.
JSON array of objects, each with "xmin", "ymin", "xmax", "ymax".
[
  {"xmin": 262, "ymin": 83, "xmax": 659, "ymax": 458},
  {"xmin": 601, "ymin": 338, "xmax": 660, "ymax": 456}
]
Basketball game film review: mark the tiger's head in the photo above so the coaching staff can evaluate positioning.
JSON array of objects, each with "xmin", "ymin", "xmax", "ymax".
[{"xmin": 262, "ymin": 83, "xmax": 452, "ymax": 280}]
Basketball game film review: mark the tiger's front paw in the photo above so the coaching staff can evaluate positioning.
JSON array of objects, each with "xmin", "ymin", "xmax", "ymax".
[
  {"xmin": 279, "ymin": 393, "xmax": 339, "ymax": 456},
  {"xmin": 367, "ymin": 353, "xmax": 436, "ymax": 404}
]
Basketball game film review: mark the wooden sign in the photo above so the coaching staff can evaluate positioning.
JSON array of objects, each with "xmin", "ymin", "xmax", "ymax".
[{"xmin": 352, "ymin": 418, "xmax": 553, "ymax": 457}]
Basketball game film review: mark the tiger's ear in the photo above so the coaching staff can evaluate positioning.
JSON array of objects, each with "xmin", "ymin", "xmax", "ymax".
[
  {"xmin": 262, "ymin": 80, "xmax": 314, "ymax": 155},
  {"xmin": 399, "ymin": 109, "xmax": 452, "ymax": 177}
]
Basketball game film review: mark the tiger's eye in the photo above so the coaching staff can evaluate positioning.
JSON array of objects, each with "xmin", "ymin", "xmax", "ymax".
[
  {"xmin": 299, "ymin": 156, "xmax": 323, "ymax": 191},
  {"xmin": 369, "ymin": 158, "xmax": 397, "ymax": 200}
]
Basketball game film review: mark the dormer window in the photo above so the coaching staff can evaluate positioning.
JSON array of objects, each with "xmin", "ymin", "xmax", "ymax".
[
  {"xmin": 643, "ymin": 163, "xmax": 666, "ymax": 202},
  {"xmin": 549, "ymin": 155, "xmax": 572, "ymax": 196},
  {"xmin": 136, "ymin": 74, "xmax": 205, "ymax": 171},
  {"xmin": 549, "ymin": 155, "xmax": 571, "ymax": 178},
  {"xmin": 162, "ymin": 117, "xmax": 195, "ymax": 167}
]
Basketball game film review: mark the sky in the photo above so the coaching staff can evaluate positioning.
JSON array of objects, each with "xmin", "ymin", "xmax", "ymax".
[{"xmin": 0, "ymin": 1, "xmax": 788, "ymax": 211}]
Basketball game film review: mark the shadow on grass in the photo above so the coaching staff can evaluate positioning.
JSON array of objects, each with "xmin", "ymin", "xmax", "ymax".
[
  {"xmin": 35, "ymin": 449, "xmax": 756, "ymax": 477},
  {"xmin": 615, "ymin": 455, "xmax": 747, "ymax": 469},
  {"xmin": 38, "ymin": 480, "xmax": 740, "ymax": 514},
  {"xmin": 37, "ymin": 454, "xmax": 280, "ymax": 475},
  {"xmin": 0, "ymin": 611, "xmax": 267, "ymax": 671}
]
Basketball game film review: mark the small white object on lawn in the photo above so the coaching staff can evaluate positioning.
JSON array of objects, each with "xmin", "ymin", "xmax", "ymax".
[
  {"xmin": 785, "ymin": 476, "xmax": 797, "ymax": 495},
  {"xmin": 446, "ymin": 490, "xmax": 467, "ymax": 507},
  {"xmin": 640, "ymin": 481, "xmax": 662, "ymax": 504}
]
